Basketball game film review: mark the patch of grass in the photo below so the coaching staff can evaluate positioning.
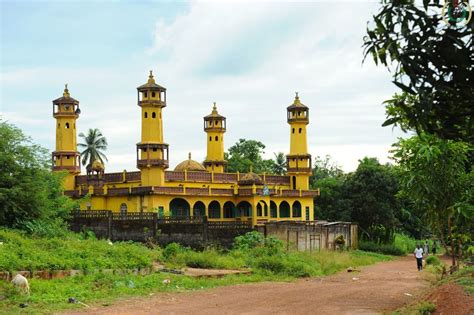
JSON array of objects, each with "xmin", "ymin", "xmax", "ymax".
[
  {"xmin": 0, "ymin": 229, "xmax": 161, "ymax": 272},
  {"xmin": 0, "ymin": 271, "xmax": 285, "ymax": 314},
  {"xmin": 453, "ymin": 266, "xmax": 474, "ymax": 294},
  {"xmin": 416, "ymin": 301, "xmax": 436, "ymax": 315},
  {"xmin": 359, "ymin": 241, "xmax": 405, "ymax": 256},
  {"xmin": 425, "ymin": 256, "xmax": 441, "ymax": 266},
  {"xmin": 393, "ymin": 233, "xmax": 418, "ymax": 255}
]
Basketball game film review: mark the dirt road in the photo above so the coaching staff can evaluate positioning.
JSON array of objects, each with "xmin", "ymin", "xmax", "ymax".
[{"xmin": 65, "ymin": 256, "xmax": 429, "ymax": 315}]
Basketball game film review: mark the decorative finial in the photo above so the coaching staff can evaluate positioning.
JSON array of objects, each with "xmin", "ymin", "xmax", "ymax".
[
  {"xmin": 63, "ymin": 84, "xmax": 70, "ymax": 98},
  {"xmin": 212, "ymin": 102, "xmax": 218, "ymax": 114},
  {"xmin": 188, "ymin": 152, "xmax": 192, "ymax": 160},
  {"xmin": 249, "ymin": 165, "xmax": 253, "ymax": 173},
  {"xmin": 148, "ymin": 70, "xmax": 155, "ymax": 84},
  {"xmin": 293, "ymin": 91, "xmax": 301, "ymax": 105}
]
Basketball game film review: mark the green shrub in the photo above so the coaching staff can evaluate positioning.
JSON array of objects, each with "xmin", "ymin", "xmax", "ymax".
[
  {"xmin": 0, "ymin": 229, "xmax": 160, "ymax": 271},
  {"xmin": 393, "ymin": 233, "xmax": 417, "ymax": 254},
  {"xmin": 359, "ymin": 241, "xmax": 405, "ymax": 256},
  {"xmin": 426, "ymin": 256, "xmax": 441, "ymax": 265},
  {"xmin": 163, "ymin": 242, "xmax": 186, "ymax": 259},
  {"xmin": 233, "ymin": 231, "xmax": 265, "ymax": 250},
  {"xmin": 416, "ymin": 301, "xmax": 436, "ymax": 315}
]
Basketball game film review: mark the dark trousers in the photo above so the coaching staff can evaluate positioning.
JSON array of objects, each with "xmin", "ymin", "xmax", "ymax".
[{"xmin": 416, "ymin": 257, "xmax": 423, "ymax": 271}]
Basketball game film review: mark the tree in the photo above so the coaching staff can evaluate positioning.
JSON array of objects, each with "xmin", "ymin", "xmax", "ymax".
[
  {"xmin": 0, "ymin": 120, "xmax": 77, "ymax": 233},
  {"xmin": 272, "ymin": 152, "xmax": 286, "ymax": 175},
  {"xmin": 78, "ymin": 128, "xmax": 108, "ymax": 166},
  {"xmin": 364, "ymin": 0, "xmax": 474, "ymax": 142},
  {"xmin": 225, "ymin": 139, "xmax": 276, "ymax": 174},
  {"xmin": 392, "ymin": 134, "xmax": 472, "ymax": 266},
  {"xmin": 345, "ymin": 158, "xmax": 400, "ymax": 244}
]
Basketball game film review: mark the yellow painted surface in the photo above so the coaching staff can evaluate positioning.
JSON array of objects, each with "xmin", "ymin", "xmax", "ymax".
[{"xmin": 56, "ymin": 73, "xmax": 319, "ymax": 225}]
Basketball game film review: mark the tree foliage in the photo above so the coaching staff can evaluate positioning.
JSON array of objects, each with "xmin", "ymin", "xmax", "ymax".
[
  {"xmin": 364, "ymin": 0, "xmax": 474, "ymax": 142},
  {"xmin": 392, "ymin": 133, "xmax": 473, "ymax": 264},
  {"xmin": 78, "ymin": 128, "xmax": 108, "ymax": 166},
  {"xmin": 0, "ymin": 120, "xmax": 77, "ymax": 233},
  {"xmin": 225, "ymin": 139, "xmax": 277, "ymax": 174}
]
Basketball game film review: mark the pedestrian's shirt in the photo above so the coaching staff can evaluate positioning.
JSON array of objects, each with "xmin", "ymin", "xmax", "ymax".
[{"xmin": 414, "ymin": 248, "xmax": 423, "ymax": 258}]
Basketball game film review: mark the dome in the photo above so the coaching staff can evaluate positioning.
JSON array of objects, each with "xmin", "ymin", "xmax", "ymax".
[
  {"xmin": 174, "ymin": 153, "xmax": 207, "ymax": 172},
  {"xmin": 238, "ymin": 171, "xmax": 263, "ymax": 186},
  {"xmin": 91, "ymin": 159, "xmax": 104, "ymax": 170}
]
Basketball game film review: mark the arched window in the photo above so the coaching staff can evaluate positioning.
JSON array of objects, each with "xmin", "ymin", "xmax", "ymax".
[
  {"xmin": 270, "ymin": 201, "xmax": 277, "ymax": 218},
  {"xmin": 170, "ymin": 198, "xmax": 190, "ymax": 217},
  {"xmin": 209, "ymin": 136, "xmax": 212, "ymax": 141},
  {"xmin": 65, "ymin": 123, "xmax": 69, "ymax": 129},
  {"xmin": 152, "ymin": 92, "xmax": 156, "ymax": 97},
  {"xmin": 144, "ymin": 92, "xmax": 148, "ymax": 98},
  {"xmin": 193, "ymin": 201, "xmax": 206, "ymax": 217},
  {"xmin": 279, "ymin": 201, "xmax": 290, "ymax": 218},
  {"xmin": 152, "ymin": 112, "xmax": 156, "ymax": 118},
  {"xmin": 292, "ymin": 128, "xmax": 295, "ymax": 134},
  {"xmin": 299, "ymin": 128, "xmax": 302, "ymax": 134},
  {"xmin": 144, "ymin": 112, "xmax": 148, "ymax": 118},
  {"xmin": 208, "ymin": 201, "xmax": 220, "ymax": 218},
  {"xmin": 292, "ymin": 201, "xmax": 302, "ymax": 218},
  {"xmin": 292, "ymin": 176, "xmax": 296, "ymax": 190},
  {"xmin": 215, "ymin": 136, "xmax": 218, "ymax": 141},
  {"xmin": 223, "ymin": 201, "xmax": 235, "ymax": 218}
]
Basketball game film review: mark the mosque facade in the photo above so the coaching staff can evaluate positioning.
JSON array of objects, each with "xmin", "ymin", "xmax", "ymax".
[{"xmin": 53, "ymin": 71, "xmax": 319, "ymax": 226}]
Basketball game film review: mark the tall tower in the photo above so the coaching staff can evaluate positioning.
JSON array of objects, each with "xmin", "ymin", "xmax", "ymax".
[
  {"xmin": 52, "ymin": 84, "xmax": 81, "ymax": 190},
  {"xmin": 203, "ymin": 102, "xmax": 227, "ymax": 173},
  {"xmin": 136, "ymin": 71, "xmax": 169, "ymax": 186},
  {"xmin": 286, "ymin": 93, "xmax": 312, "ymax": 190}
]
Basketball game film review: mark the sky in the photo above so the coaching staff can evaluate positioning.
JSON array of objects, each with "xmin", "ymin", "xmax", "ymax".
[{"xmin": 1, "ymin": 0, "xmax": 406, "ymax": 173}]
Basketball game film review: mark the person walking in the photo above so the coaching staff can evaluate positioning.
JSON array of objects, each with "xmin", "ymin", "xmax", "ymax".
[
  {"xmin": 414, "ymin": 244, "xmax": 424, "ymax": 271},
  {"xmin": 432, "ymin": 240, "xmax": 437, "ymax": 255},
  {"xmin": 423, "ymin": 241, "xmax": 430, "ymax": 257}
]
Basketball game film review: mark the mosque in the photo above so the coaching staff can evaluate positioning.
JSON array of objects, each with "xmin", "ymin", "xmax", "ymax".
[{"xmin": 52, "ymin": 71, "xmax": 319, "ymax": 226}]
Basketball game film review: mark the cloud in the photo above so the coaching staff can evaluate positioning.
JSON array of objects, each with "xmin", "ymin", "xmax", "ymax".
[{"xmin": 2, "ymin": 1, "xmax": 405, "ymax": 173}]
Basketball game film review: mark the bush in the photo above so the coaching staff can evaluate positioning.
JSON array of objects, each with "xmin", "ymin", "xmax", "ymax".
[
  {"xmin": 426, "ymin": 256, "xmax": 441, "ymax": 266},
  {"xmin": 416, "ymin": 301, "xmax": 436, "ymax": 315},
  {"xmin": 393, "ymin": 233, "xmax": 417, "ymax": 255},
  {"xmin": 359, "ymin": 241, "xmax": 405, "ymax": 256},
  {"xmin": 0, "ymin": 229, "xmax": 160, "ymax": 271}
]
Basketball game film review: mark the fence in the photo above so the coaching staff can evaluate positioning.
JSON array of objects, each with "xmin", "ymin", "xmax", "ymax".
[
  {"xmin": 69, "ymin": 210, "xmax": 253, "ymax": 248},
  {"xmin": 257, "ymin": 221, "xmax": 358, "ymax": 251},
  {"xmin": 69, "ymin": 211, "xmax": 357, "ymax": 250}
]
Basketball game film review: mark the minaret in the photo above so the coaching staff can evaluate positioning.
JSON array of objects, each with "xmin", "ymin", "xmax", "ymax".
[
  {"xmin": 203, "ymin": 102, "xmax": 227, "ymax": 173},
  {"xmin": 52, "ymin": 84, "xmax": 81, "ymax": 190},
  {"xmin": 136, "ymin": 71, "xmax": 169, "ymax": 186},
  {"xmin": 286, "ymin": 92, "xmax": 311, "ymax": 190}
]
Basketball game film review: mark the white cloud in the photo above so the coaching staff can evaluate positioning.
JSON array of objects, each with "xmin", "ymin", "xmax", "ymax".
[{"xmin": 2, "ymin": 1, "xmax": 406, "ymax": 173}]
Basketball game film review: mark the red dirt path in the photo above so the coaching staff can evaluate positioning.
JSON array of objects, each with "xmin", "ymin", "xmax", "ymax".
[{"xmin": 64, "ymin": 256, "xmax": 430, "ymax": 315}]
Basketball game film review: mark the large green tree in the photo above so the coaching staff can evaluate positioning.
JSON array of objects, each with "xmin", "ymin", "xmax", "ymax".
[
  {"xmin": 364, "ymin": 0, "xmax": 474, "ymax": 142},
  {"xmin": 225, "ymin": 139, "xmax": 276, "ymax": 174},
  {"xmin": 0, "ymin": 120, "xmax": 77, "ymax": 233},
  {"xmin": 78, "ymin": 128, "xmax": 108, "ymax": 166},
  {"xmin": 393, "ymin": 134, "xmax": 472, "ymax": 265},
  {"xmin": 345, "ymin": 158, "xmax": 400, "ymax": 244}
]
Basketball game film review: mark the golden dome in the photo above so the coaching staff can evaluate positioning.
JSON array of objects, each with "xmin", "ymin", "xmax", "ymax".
[
  {"xmin": 174, "ymin": 153, "xmax": 207, "ymax": 172},
  {"xmin": 238, "ymin": 171, "xmax": 263, "ymax": 186},
  {"xmin": 91, "ymin": 160, "xmax": 104, "ymax": 170}
]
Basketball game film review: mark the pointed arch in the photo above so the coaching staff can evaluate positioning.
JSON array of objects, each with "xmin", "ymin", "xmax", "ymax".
[
  {"xmin": 208, "ymin": 200, "xmax": 221, "ymax": 218},
  {"xmin": 270, "ymin": 201, "xmax": 278, "ymax": 218},
  {"xmin": 292, "ymin": 201, "xmax": 302, "ymax": 218},
  {"xmin": 193, "ymin": 201, "xmax": 205, "ymax": 217},
  {"xmin": 223, "ymin": 201, "xmax": 235, "ymax": 218},
  {"xmin": 237, "ymin": 201, "xmax": 252, "ymax": 217},
  {"xmin": 279, "ymin": 201, "xmax": 290, "ymax": 218}
]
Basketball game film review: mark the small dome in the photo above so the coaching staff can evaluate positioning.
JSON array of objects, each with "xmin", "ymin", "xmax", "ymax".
[
  {"xmin": 91, "ymin": 160, "xmax": 104, "ymax": 169},
  {"xmin": 238, "ymin": 171, "xmax": 263, "ymax": 186},
  {"xmin": 174, "ymin": 153, "xmax": 207, "ymax": 172}
]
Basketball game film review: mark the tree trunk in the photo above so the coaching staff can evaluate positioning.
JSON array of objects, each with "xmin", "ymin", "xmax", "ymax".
[{"xmin": 448, "ymin": 216, "xmax": 456, "ymax": 267}]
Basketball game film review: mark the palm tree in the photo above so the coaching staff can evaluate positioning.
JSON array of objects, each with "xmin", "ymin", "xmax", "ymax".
[
  {"xmin": 78, "ymin": 128, "xmax": 108, "ymax": 166},
  {"xmin": 273, "ymin": 152, "xmax": 286, "ymax": 175}
]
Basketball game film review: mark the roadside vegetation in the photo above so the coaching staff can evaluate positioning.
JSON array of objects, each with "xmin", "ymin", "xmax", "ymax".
[{"xmin": 0, "ymin": 230, "xmax": 390, "ymax": 313}]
